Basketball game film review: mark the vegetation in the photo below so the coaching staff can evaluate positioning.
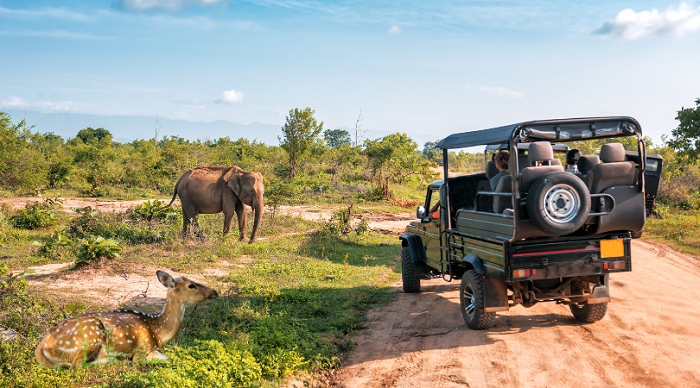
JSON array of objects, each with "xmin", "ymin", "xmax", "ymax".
[{"xmin": 2, "ymin": 99, "xmax": 700, "ymax": 386}]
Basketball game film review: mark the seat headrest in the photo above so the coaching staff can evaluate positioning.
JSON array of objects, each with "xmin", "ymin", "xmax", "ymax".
[
  {"xmin": 600, "ymin": 143, "xmax": 626, "ymax": 163},
  {"xmin": 578, "ymin": 155, "xmax": 600, "ymax": 174},
  {"xmin": 528, "ymin": 142, "xmax": 554, "ymax": 164},
  {"xmin": 486, "ymin": 161, "xmax": 498, "ymax": 180}
]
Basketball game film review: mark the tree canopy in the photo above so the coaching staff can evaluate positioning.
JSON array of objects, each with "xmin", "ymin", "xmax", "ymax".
[
  {"xmin": 668, "ymin": 98, "xmax": 700, "ymax": 161},
  {"xmin": 279, "ymin": 107, "xmax": 324, "ymax": 179},
  {"xmin": 324, "ymin": 129, "xmax": 351, "ymax": 148}
]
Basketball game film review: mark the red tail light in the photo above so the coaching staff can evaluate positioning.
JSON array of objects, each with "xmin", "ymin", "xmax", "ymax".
[
  {"xmin": 604, "ymin": 261, "xmax": 626, "ymax": 270},
  {"xmin": 513, "ymin": 269, "xmax": 532, "ymax": 278}
]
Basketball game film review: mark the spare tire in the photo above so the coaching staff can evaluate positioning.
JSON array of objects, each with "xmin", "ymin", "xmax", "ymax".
[{"xmin": 526, "ymin": 172, "xmax": 590, "ymax": 236}]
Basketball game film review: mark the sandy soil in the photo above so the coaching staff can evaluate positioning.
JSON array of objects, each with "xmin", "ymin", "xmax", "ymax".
[
  {"xmin": 0, "ymin": 197, "xmax": 181, "ymax": 213},
  {"xmin": 330, "ymin": 239, "xmax": 700, "ymax": 388}
]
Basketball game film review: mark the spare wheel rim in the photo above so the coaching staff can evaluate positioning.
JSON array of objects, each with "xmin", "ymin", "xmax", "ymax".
[{"xmin": 542, "ymin": 184, "xmax": 581, "ymax": 224}]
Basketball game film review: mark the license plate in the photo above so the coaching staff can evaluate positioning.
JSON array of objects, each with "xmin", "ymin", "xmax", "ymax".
[{"xmin": 600, "ymin": 239, "xmax": 624, "ymax": 258}]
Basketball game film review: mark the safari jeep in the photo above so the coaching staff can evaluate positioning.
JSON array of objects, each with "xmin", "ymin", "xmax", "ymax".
[{"xmin": 400, "ymin": 117, "xmax": 660, "ymax": 329}]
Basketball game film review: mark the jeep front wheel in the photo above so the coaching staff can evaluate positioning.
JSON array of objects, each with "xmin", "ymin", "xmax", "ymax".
[
  {"xmin": 460, "ymin": 270, "xmax": 495, "ymax": 329},
  {"xmin": 401, "ymin": 246, "xmax": 421, "ymax": 293}
]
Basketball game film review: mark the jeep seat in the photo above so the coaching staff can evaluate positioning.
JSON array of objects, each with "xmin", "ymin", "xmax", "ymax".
[
  {"xmin": 577, "ymin": 155, "xmax": 600, "ymax": 190},
  {"xmin": 519, "ymin": 142, "xmax": 564, "ymax": 192},
  {"xmin": 589, "ymin": 143, "xmax": 636, "ymax": 193},
  {"xmin": 486, "ymin": 161, "xmax": 499, "ymax": 180},
  {"xmin": 493, "ymin": 175, "xmax": 513, "ymax": 214}
]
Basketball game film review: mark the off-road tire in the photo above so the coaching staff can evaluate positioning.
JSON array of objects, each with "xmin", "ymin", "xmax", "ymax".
[
  {"xmin": 401, "ymin": 246, "xmax": 420, "ymax": 293},
  {"xmin": 460, "ymin": 270, "xmax": 495, "ymax": 329},
  {"xmin": 527, "ymin": 172, "xmax": 591, "ymax": 236},
  {"xmin": 570, "ymin": 301, "xmax": 607, "ymax": 323}
]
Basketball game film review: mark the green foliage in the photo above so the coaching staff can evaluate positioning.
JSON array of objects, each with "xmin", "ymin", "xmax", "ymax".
[
  {"xmin": 9, "ymin": 199, "xmax": 63, "ymax": 229},
  {"xmin": 0, "ymin": 265, "xmax": 62, "ymax": 339},
  {"xmin": 364, "ymin": 133, "xmax": 434, "ymax": 199},
  {"xmin": 324, "ymin": 129, "xmax": 351, "ymax": 148},
  {"xmin": 0, "ymin": 112, "xmax": 45, "ymax": 192},
  {"xmin": 32, "ymin": 228, "xmax": 73, "ymax": 258},
  {"xmin": 668, "ymin": 98, "xmax": 700, "ymax": 161},
  {"xmin": 423, "ymin": 140, "xmax": 442, "ymax": 163},
  {"xmin": 128, "ymin": 340, "xmax": 262, "ymax": 387},
  {"xmin": 128, "ymin": 200, "xmax": 180, "ymax": 221},
  {"xmin": 264, "ymin": 179, "xmax": 300, "ymax": 219},
  {"xmin": 74, "ymin": 127, "xmax": 113, "ymax": 144},
  {"xmin": 279, "ymin": 107, "xmax": 324, "ymax": 179},
  {"xmin": 75, "ymin": 236, "xmax": 122, "ymax": 265}
]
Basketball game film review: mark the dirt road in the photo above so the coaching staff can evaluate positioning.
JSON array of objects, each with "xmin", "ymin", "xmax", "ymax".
[{"xmin": 332, "ymin": 239, "xmax": 700, "ymax": 388}]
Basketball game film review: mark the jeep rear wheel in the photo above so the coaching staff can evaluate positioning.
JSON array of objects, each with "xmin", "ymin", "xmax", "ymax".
[
  {"xmin": 570, "ymin": 301, "xmax": 607, "ymax": 323},
  {"xmin": 527, "ymin": 172, "xmax": 591, "ymax": 236},
  {"xmin": 460, "ymin": 270, "xmax": 495, "ymax": 329},
  {"xmin": 401, "ymin": 246, "xmax": 420, "ymax": 293}
]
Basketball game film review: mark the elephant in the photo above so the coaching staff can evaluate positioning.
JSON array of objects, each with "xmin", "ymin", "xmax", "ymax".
[{"xmin": 165, "ymin": 166, "xmax": 264, "ymax": 243}]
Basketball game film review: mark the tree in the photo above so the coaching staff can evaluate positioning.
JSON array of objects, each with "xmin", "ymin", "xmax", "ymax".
[
  {"xmin": 422, "ymin": 140, "xmax": 442, "ymax": 163},
  {"xmin": 279, "ymin": 107, "xmax": 324, "ymax": 179},
  {"xmin": 364, "ymin": 133, "xmax": 433, "ymax": 199},
  {"xmin": 0, "ymin": 112, "xmax": 45, "ymax": 192},
  {"xmin": 668, "ymin": 98, "xmax": 700, "ymax": 161},
  {"xmin": 75, "ymin": 127, "xmax": 113, "ymax": 144},
  {"xmin": 324, "ymin": 129, "xmax": 351, "ymax": 148}
]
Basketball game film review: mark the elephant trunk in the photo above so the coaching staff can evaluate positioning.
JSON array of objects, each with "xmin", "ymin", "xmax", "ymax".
[{"xmin": 249, "ymin": 201, "xmax": 263, "ymax": 243}]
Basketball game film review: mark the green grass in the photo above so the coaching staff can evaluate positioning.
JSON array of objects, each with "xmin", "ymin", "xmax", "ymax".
[
  {"xmin": 0, "ymin": 202, "xmax": 403, "ymax": 387},
  {"xmin": 644, "ymin": 206, "xmax": 700, "ymax": 256}
]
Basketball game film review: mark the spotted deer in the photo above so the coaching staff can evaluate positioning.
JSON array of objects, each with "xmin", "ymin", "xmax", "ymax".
[{"xmin": 35, "ymin": 271, "xmax": 218, "ymax": 369}]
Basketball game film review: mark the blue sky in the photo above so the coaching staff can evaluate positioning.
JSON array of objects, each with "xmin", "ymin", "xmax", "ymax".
[{"xmin": 1, "ymin": 0, "xmax": 700, "ymax": 145}]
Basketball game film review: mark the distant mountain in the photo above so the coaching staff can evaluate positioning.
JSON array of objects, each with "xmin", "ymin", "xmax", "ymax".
[{"xmin": 5, "ymin": 110, "xmax": 283, "ymax": 145}]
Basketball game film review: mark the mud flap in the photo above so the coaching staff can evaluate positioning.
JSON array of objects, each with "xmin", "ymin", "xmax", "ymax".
[
  {"xmin": 587, "ymin": 285, "xmax": 610, "ymax": 304},
  {"xmin": 483, "ymin": 276, "xmax": 509, "ymax": 312}
]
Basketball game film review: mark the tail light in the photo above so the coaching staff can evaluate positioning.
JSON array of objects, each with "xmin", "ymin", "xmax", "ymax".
[
  {"xmin": 512, "ymin": 269, "xmax": 536, "ymax": 278},
  {"xmin": 604, "ymin": 261, "xmax": 626, "ymax": 270}
]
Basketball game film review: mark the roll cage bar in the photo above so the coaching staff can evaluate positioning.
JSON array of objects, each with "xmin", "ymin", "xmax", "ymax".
[{"xmin": 436, "ymin": 116, "xmax": 646, "ymax": 231}]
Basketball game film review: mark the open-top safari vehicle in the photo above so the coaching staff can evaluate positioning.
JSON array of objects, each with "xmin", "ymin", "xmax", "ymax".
[{"xmin": 400, "ymin": 117, "xmax": 660, "ymax": 329}]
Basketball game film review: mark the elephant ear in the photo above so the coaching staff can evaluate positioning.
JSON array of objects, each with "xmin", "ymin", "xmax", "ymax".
[{"xmin": 226, "ymin": 170, "xmax": 241, "ymax": 196}]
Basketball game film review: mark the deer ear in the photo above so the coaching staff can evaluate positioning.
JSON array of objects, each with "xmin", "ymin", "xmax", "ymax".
[
  {"xmin": 227, "ymin": 173, "xmax": 241, "ymax": 196},
  {"xmin": 156, "ymin": 271, "xmax": 175, "ymax": 289}
]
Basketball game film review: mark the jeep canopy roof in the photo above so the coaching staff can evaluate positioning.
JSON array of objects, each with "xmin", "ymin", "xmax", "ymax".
[{"xmin": 437, "ymin": 116, "xmax": 642, "ymax": 150}]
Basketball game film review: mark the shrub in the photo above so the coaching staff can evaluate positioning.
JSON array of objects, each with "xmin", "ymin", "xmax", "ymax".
[
  {"xmin": 68, "ymin": 206, "xmax": 102, "ymax": 238},
  {"xmin": 128, "ymin": 200, "xmax": 179, "ymax": 221},
  {"xmin": 126, "ymin": 340, "xmax": 262, "ymax": 388},
  {"xmin": 32, "ymin": 228, "xmax": 73, "ymax": 258},
  {"xmin": 75, "ymin": 236, "xmax": 122, "ymax": 265},
  {"xmin": 0, "ymin": 265, "xmax": 62, "ymax": 339},
  {"xmin": 9, "ymin": 199, "xmax": 62, "ymax": 229}
]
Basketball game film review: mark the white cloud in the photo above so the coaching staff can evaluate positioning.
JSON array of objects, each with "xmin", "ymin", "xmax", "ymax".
[
  {"xmin": 387, "ymin": 25, "xmax": 401, "ymax": 35},
  {"xmin": 595, "ymin": 3, "xmax": 700, "ymax": 40},
  {"xmin": 215, "ymin": 90, "xmax": 245, "ymax": 104},
  {"xmin": 112, "ymin": 0, "xmax": 224, "ymax": 11},
  {"xmin": 462, "ymin": 85, "xmax": 523, "ymax": 99}
]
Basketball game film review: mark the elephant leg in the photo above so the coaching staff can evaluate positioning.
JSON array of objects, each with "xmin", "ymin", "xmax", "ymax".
[
  {"xmin": 235, "ymin": 201, "xmax": 248, "ymax": 242},
  {"xmin": 180, "ymin": 200, "xmax": 200, "ymax": 238},
  {"xmin": 223, "ymin": 210, "xmax": 234, "ymax": 236}
]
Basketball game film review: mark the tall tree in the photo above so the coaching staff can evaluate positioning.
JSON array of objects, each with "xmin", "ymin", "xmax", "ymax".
[
  {"xmin": 324, "ymin": 129, "xmax": 351, "ymax": 148},
  {"xmin": 75, "ymin": 127, "xmax": 113, "ymax": 144},
  {"xmin": 668, "ymin": 98, "xmax": 700, "ymax": 161},
  {"xmin": 279, "ymin": 107, "xmax": 324, "ymax": 179},
  {"xmin": 364, "ymin": 133, "xmax": 433, "ymax": 198}
]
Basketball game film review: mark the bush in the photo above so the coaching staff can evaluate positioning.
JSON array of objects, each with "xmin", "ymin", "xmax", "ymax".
[
  {"xmin": 32, "ymin": 228, "xmax": 73, "ymax": 258},
  {"xmin": 75, "ymin": 236, "xmax": 122, "ymax": 265},
  {"xmin": 128, "ymin": 200, "xmax": 179, "ymax": 221},
  {"xmin": 9, "ymin": 199, "xmax": 62, "ymax": 229},
  {"xmin": 126, "ymin": 340, "xmax": 262, "ymax": 388}
]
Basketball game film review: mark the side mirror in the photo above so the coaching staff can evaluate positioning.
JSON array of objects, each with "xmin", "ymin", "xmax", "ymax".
[{"xmin": 416, "ymin": 206, "xmax": 426, "ymax": 220}]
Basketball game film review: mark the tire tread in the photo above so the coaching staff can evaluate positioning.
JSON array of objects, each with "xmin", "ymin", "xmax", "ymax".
[{"xmin": 401, "ymin": 246, "xmax": 420, "ymax": 293}]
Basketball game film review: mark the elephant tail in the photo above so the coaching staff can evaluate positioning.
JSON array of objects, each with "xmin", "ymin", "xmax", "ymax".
[{"xmin": 163, "ymin": 176, "xmax": 182, "ymax": 208}]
